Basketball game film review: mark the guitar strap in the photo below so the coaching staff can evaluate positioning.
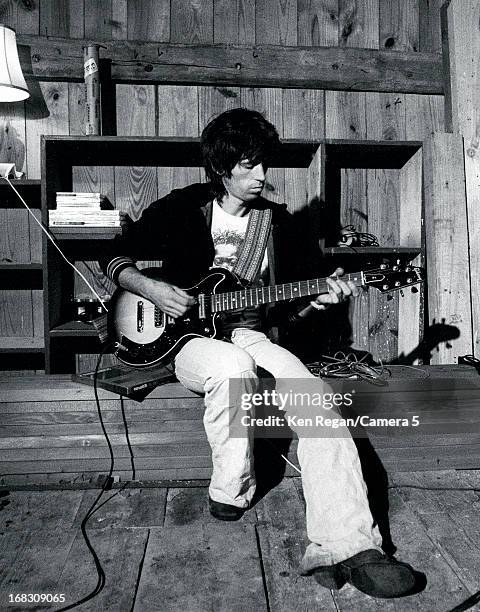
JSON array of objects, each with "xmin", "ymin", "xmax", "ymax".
[
  {"xmin": 204, "ymin": 199, "xmax": 273, "ymax": 284},
  {"xmin": 233, "ymin": 205, "xmax": 273, "ymax": 284}
]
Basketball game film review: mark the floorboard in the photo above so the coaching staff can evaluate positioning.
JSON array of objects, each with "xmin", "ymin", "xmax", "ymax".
[
  {"xmin": 55, "ymin": 527, "xmax": 149, "ymax": 611},
  {"xmin": 1, "ymin": 471, "xmax": 479, "ymax": 611},
  {"xmin": 72, "ymin": 488, "xmax": 167, "ymax": 529},
  {"xmin": 133, "ymin": 524, "xmax": 267, "ymax": 612},
  {"xmin": 254, "ymin": 479, "xmax": 337, "ymax": 610}
]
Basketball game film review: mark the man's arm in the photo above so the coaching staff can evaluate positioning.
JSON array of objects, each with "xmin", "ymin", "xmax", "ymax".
[{"xmin": 117, "ymin": 267, "xmax": 194, "ymax": 319}]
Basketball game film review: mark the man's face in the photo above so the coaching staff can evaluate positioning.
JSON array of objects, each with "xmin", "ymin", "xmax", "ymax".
[{"xmin": 222, "ymin": 159, "xmax": 267, "ymax": 201}]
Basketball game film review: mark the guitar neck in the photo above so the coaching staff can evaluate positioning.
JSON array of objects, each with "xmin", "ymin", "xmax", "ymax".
[{"xmin": 210, "ymin": 271, "xmax": 365, "ymax": 313}]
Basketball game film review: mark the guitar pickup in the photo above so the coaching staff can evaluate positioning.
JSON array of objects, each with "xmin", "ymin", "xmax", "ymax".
[
  {"xmin": 198, "ymin": 294, "xmax": 206, "ymax": 319},
  {"xmin": 154, "ymin": 306, "xmax": 162, "ymax": 328},
  {"xmin": 137, "ymin": 301, "xmax": 144, "ymax": 332}
]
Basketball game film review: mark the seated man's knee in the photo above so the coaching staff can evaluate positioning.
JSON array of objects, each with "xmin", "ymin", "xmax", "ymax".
[{"xmin": 213, "ymin": 345, "xmax": 257, "ymax": 382}]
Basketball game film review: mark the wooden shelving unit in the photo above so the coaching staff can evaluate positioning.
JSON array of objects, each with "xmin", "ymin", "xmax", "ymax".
[
  {"xmin": 41, "ymin": 135, "xmax": 424, "ymax": 374},
  {"xmin": 0, "ymin": 179, "xmax": 44, "ymax": 368}
]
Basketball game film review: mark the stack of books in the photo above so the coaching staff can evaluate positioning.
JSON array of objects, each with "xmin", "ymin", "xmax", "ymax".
[{"xmin": 49, "ymin": 192, "xmax": 126, "ymax": 229}]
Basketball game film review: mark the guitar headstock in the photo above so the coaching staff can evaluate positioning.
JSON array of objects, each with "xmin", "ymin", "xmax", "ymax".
[{"xmin": 363, "ymin": 264, "xmax": 425, "ymax": 293}]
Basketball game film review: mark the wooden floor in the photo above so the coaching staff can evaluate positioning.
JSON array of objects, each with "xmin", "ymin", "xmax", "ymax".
[{"xmin": 1, "ymin": 471, "xmax": 480, "ymax": 611}]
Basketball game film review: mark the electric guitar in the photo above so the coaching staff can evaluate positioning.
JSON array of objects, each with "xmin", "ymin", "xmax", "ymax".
[{"xmin": 111, "ymin": 265, "xmax": 424, "ymax": 368}]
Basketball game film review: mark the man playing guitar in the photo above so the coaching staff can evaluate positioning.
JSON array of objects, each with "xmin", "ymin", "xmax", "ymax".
[{"xmin": 101, "ymin": 108, "xmax": 422, "ymax": 598}]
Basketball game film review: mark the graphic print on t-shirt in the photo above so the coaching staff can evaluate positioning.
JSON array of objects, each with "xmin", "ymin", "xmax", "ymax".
[
  {"xmin": 211, "ymin": 200, "xmax": 268, "ymax": 282},
  {"xmin": 212, "ymin": 228, "xmax": 244, "ymax": 271}
]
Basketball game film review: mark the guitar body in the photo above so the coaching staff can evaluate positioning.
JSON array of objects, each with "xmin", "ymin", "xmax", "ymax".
[{"xmin": 111, "ymin": 268, "xmax": 241, "ymax": 368}]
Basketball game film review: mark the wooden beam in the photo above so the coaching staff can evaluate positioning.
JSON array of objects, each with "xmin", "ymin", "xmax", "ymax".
[
  {"xmin": 442, "ymin": 0, "xmax": 480, "ymax": 357},
  {"xmin": 18, "ymin": 34, "xmax": 443, "ymax": 94}
]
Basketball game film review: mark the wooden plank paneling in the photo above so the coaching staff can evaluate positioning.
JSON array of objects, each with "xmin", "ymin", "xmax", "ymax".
[
  {"xmin": 40, "ymin": 0, "xmax": 83, "ymax": 38},
  {"xmin": 16, "ymin": 0, "xmax": 40, "ymax": 34},
  {"xmin": 325, "ymin": 91, "xmax": 366, "ymax": 139},
  {"xmin": 282, "ymin": 89, "xmax": 325, "ymax": 140},
  {"xmin": 326, "ymin": 90, "xmax": 367, "ymax": 354},
  {"xmin": 0, "ymin": 210, "xmax": 30, "ymax": 263},
  {"xmin": 0, "ymin": 0, "xmax": 18, "ymax": 29},
  {"xmin": 419, "ymin": 0, "xmax": 443, "ymax": 53},
  {"xmin": 157, "ymin": 85, "xmax": 201, "ymax": 195},
  {"xmin": 111, "ymin": 0, "xmax": 128, "ymax": 39},
  {"xmin": 115, "ymin": 83, "xmax": 157, "ymax": 219},
  {"xmin": 379, "ymin": 0, "xmax": 419, "ymax": 51},
  {"xmin": 256, "ymin": 0, "xmax": 297, "ymax": 45},
  {"xmin": 366, "ymin": 92, "xmax": 406, "ymax": 141},
  {"xmin": 0, "ymin": 102, "xmax": 26, "ymax": 173},
  {"xmin": 68, "ymin": 82, "xmax": 85, "ymax": 135},
  {"xmin": 405, "ymin": 93, "xmax": 444, "ymax": 139},
  {"xmin": 0, "ymin": 290, "xmax": 34, "ymax": 337},
  {"xmin": 423, "ymin": 133, "xmax": 473, "ymax": 363},
  {"xmin": 25, "ymin": 82, "xmax": 69, "ymax": 179},
  {"xmin": 214, "ymin": 0, "xmax": 255, "ymax": 44},
  {"xmin": 84, "ymin": 0, "xmax": 112, "ymax": 40},
  {"xmin": 157, "ymin": 85, "xmax": 199, "ymax": 137},
  {"xmin": 170, "ymin": 0, "xmax": 213, "ymax": 43},
  {"xmin": 297, "ymin": 0, "xmax": 339, "ymax": 46},
  {"xmin": 365, "ymin": 93, "xmax": 406, "ymax": 361},
  {"xmin": 338, "ymin": 0, "xmax": 379, "ymax": 49},
  {"xmin": 127, "ymin": 0, "xmax": 170, "ymax": 42},
  {"xmin": 240, "ymin": 87, "xmax": 284, "ymax": 203},
  {"xmin": 443, "ymin": 0, "xmax": 480, "ymax": 356},
  {"xmin": 340, "ymin": 168, "xmax": 369, "ymax": 350},
  {"xmin": 398, "ymin": 149, "xmax": 422, "ymax": 358},
  {"xmin": 367, "ymin": 169, "xmax": 400, "ymax": 361}
]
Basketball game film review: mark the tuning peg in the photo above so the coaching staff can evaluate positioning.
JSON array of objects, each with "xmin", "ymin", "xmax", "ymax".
[{"xmin": 411, "ymin": 286, "xmax": 418, "ymax": 293}]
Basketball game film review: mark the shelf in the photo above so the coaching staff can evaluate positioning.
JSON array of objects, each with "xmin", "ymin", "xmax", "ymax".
[
  {"xmin": 50, "ymin": 321, "xmax": 100, "ymax": 338},
  {"xmin": 50, "ymin": 226, "xmax": 124, "ymax": 240},
  {"xmin": 0, "ymin": 337, "xmax": 45, "ymax": 353},
  {"xmin": 323, "ymin": 247, "xmax": 421, "ymax": 256},
  {"xmin": 0, "ymin": 179, "xmax": 41, "ymax": 186},
  {"xmin": 0, "ymin": 179, "xmax": 41, "ymax": 208},
  {"xmin": 0, "ymin": 264, "xmax": 43, "ymax": 289},
  {"xmin": 0, "ymin": 263, "xmax": 42, "ymax": 270},
  {"xmin": 43, "ymin": 136, "xmax": 422, "ymax": 170}
]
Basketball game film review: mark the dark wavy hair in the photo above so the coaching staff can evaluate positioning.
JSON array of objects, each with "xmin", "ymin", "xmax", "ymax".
[{"xmin": 201, "ymin": 108, "xmax": 280, "ymax": 198}]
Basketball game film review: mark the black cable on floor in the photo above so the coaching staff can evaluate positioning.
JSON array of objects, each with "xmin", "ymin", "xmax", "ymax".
[{"xmin": 55, "ymin": 342, "xmax": 119, "ymax": 611}]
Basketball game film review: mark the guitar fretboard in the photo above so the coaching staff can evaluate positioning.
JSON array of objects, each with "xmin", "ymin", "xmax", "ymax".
[{"xmin": 210, "ymin": 272, "xmax": 364, "ymax": 313}]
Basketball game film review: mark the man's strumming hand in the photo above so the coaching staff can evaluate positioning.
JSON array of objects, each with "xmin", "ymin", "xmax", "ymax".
[{"xmin": 147, "ymin": 280, "xmax": 195, "ymax": 318}]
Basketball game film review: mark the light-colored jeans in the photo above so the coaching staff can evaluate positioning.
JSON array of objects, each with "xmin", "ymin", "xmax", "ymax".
[{"xmin": 174, "ymin": 328, "xmax": 382, "ymax": 569}]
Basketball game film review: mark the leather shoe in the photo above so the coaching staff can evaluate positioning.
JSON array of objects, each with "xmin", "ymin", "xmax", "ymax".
[
  {"xmin": 208, "ymin": 496, "xmax": 246, "ymax": 521},
  {"xmin": 312, "ymin": 549, "xmax": 424, "ymax": 598}
]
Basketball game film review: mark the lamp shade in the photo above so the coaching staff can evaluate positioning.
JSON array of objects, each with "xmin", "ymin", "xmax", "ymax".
[{"xmin": 0, "ymin": 25, "xmax": 29, "ymax": 102}]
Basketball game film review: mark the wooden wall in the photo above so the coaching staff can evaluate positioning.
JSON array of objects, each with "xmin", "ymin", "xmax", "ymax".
[{"xmin": 0, "ymin": 0, "xmax": 446, "ymax": 367}]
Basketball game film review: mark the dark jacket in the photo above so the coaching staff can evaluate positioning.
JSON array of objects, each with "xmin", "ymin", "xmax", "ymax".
[{"xmin": 100, "ymin": 183, "xmax": 315, "ymax": 334}]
